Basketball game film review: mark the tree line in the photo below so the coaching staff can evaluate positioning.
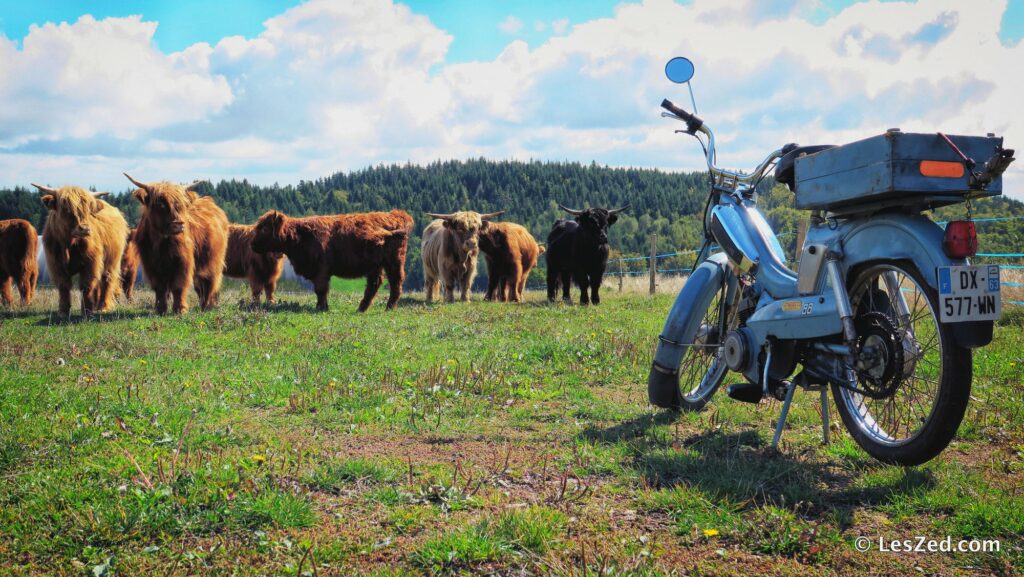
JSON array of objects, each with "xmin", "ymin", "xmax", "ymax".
[{"xmin": 2, "ymin": 158, "xmax": 1022, "ymax": 288}]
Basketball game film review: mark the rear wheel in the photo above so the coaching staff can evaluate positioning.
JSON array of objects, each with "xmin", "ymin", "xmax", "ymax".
[
  {"xmin": 831, "ymin": 262, "xmax": 971, "ymax": 466},
  {"xmin": 674, "ymin": 281, "xmax": 731, "ymax": 412}
]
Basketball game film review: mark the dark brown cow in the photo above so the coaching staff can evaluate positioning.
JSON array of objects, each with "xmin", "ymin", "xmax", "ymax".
[
  {"xmin": 33, "ymin": 184, "xmax": 128, "ymax": 316},
  {"xmin": 120, "ymin": 228, "xmax": 140, "ymax": 302},
  {"xmin": 0, "ymin": 219, "xmax": 39, "ymax": 306},
  {"xmin": 251, "ymin": 209, "xmax": 413, "ymax": 311},
  {"xmin": 125, "ymin": 174, "xmax": 229, "ymax": 314},
  {"xmin": 479, "ymin": 222, "xmax": 544, "ymax": 303},
  {"xmin": 225, "ymin": 223, "xmax": 284, "ymax": 304}
]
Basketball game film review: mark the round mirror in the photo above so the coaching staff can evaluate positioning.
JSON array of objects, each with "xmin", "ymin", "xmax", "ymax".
[{"xmin": 664, "ymin": 57, "xmax": 695, "ymax": 84}]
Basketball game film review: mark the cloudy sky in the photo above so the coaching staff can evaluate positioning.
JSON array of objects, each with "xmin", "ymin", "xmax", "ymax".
[{"xmin": 0, "ymin": 0, "xmax": 1021, "ymax": 196}]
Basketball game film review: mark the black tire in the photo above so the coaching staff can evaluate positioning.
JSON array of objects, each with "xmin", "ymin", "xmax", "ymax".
[
  {"xmin": 672, "ymin": 279, "xmax": 730, "ymax": 412},
  {"xmin": 831, "ymin": 262, "xmax": 971, "ymax": 466}
]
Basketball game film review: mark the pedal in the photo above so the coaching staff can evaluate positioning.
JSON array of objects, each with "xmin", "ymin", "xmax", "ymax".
[{"xmin": 726, "ymin": 382, "xmax": 763, "ymax": 404}]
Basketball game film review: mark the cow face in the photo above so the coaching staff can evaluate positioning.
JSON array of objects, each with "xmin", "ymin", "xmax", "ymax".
[
  {"xmin": 558, "ymin": 204, "xmax": 628, "ymax": 245},
  {"xmin": 33, "ymin": 184, "xmax": 108, "ymax": 239},
  {"xmin": 124, "ymin": 174, "xmax": 204, "ymax": 237},
  {"xmin": 251, "ymin": 210, "xmax": 288, "ymax": 253},
  {"xmin": 428, "ymin": 211, "xmax": 505, "ymax": 257}
]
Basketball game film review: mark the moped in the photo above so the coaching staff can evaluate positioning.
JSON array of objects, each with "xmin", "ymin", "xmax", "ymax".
[{"xmin": 648, "ymin": 57, "xmax": 1015, "ymax": 465}]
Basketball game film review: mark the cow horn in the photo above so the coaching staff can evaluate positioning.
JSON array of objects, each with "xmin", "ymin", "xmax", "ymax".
[
  {"xmin": 558, "ymin": 204, "xmax": 584, "ymax": 216},
  {"xmin": 609, "ymin": 203, "xmax": 630, "ymax": 214},
  {"xmin": 479, "ymin": 211, "xmax": 505, "ymax": 221},
  {"xmin": 426, "ymin": 212, "xmax": 455, "ymax": 220},
  {"xmin": 93, "ymin": 191, "xmax": 110, "ymax": 199},
  {"xmin": 184, "ymin": 180, "xmax": 207, "ymax": 192},
  {"xmin": 123, "ymin": 173, "xmax": 152, "ymax": 192},
  {"xmin": 31, "ymin": 183, "xmax": 58, "ymax": 194}
]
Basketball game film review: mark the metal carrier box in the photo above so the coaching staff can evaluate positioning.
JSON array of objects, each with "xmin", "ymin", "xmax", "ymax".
[{"xmin": 794, "ymin": 131, "xmax": 1004, "ymax": 213}]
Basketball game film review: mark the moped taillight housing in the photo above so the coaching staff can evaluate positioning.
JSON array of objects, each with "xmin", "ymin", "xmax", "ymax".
[{"xmin": 943, "ymin": 220, "xmax": 978, "ymax": 258}]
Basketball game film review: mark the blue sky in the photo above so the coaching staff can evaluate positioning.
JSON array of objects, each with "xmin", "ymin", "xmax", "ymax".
[{"xmin": 0, "ymin": 0, "xmax": 1021, "ymax": 193}]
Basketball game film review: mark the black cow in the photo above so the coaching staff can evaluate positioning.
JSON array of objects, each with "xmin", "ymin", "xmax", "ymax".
[{"xmin": 546, "ymin": 204, "xmax": 628, "ymax": 305}]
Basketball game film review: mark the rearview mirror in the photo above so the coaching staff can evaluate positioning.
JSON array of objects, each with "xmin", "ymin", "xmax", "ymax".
[{"xmin": 664, "ymin": 57, "xmax": 694, "ymax": 84}]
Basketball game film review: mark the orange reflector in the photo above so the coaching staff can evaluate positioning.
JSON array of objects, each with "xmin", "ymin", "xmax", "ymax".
[{"xmin": 920, "ymin": 160, "xmax": 965, "ymax": 178}]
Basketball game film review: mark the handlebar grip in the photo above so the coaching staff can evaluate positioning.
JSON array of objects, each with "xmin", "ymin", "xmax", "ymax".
[{"xmin": 661, "ymin": 99, "xmax": 703, "ymax": 131}]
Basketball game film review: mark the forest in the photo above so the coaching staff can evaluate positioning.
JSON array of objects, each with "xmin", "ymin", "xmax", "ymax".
[{"xmin": 2, "ymin": 158, "xmax": 1022, "ymax": 288}]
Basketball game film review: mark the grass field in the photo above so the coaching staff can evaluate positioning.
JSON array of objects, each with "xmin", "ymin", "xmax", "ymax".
[{"xmin": 1, "ymin": 285, "xmax": 1022, "ymax": 576}]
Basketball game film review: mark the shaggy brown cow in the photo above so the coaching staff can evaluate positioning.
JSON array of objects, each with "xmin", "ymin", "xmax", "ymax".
[
  {"xmin": 225, "ymin": 224, "xmax": 284, "ymax": 304},
  {"xmin": 33, "ymin": 184, "xmax": 128, "ymax": 316},
  {"xmin": 478, "ymin": 222, "xmax": 545, "ymax": 303},
  {"xmin": 251, "ymin": 209, "xmax": 413, "ymax": 311},
  {"xmin": 120, "ymin": 228, "xmax": 140, "ymax": 302},
  {"xmin": 421, "ymin": 211, "xmax": 504, "ymax": 304},
  {"xmin": 0, "ymin": 219, "xmax": 39, "ymax": 306},
  {"xmin": 125, "ymin": 174, "xmax": 229, "ymax": 314}
]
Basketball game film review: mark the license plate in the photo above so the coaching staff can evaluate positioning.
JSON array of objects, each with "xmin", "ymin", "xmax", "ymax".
[{"xmin": 937, "ymin": 265, "xmax": 1001, "ymax": 323}]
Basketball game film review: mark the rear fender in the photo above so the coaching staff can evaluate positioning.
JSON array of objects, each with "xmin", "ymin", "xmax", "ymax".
[
  {"xmin": 824, "ymin": 213, "xmax": 991, "ymax": 349},
  {"xmin": 648, "ymin": 252, "xmax": 733, "ymax": 407}
]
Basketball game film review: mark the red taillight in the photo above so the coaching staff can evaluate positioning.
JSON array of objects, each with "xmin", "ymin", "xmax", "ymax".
[{"xmin": 943, "ymin": 220, "xmax": 978, "ymax": 258}]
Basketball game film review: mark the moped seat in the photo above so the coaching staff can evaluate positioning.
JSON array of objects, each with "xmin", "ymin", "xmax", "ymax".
[{"xmin": 775, "ymin": 144, "xmax": 836, "ymax": 191}]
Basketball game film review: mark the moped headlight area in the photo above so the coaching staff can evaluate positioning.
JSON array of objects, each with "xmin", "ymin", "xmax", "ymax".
[{"xmin": 710, "ymin": 205, "xmax": 760, "ymax": 274}]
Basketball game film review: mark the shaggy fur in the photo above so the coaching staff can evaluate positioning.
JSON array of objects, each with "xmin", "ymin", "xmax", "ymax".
[
  {"xmin": 225, "ymin": 224, "xmax": 284, "ymax": 304},
  {"xmin": 479, "ymin": 222, "xmax": 544, "ymax": 303},
  {"xmin": 126, "ymin": 176, "xmax": 229, "ymax": 314},
  {"xmin": 0, "ymin": 219, "xmax": 39, "ymax": 306},
  {"xmin": 120, "ymin": 228, "xmax": 140, "ymax": 302},
  {"xmin": 251, "ymin": 209, "xmax": 413, "ymax": 311},
  {"xmin": 546, "ymin": 206, "xmax": 625, "ymax": 305},
  {"xmin": 421, "ymin": 211, "xmax": 503, "ymax": 304},
  {"xmin": 35, "ymin": 185, "xmax": 128, "ymax": 316}
]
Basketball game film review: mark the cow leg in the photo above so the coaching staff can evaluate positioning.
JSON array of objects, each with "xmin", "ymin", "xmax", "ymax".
[
  {"xmin": 314, "ymin": 276, "xmax": 330, "ymax": 311},
  {"xmin": 98, "ymin": 267, "xmax": 118, "ymax": 312},
  {"xmin": 517, "ymin": 268, "xmax": 530, "ymax": 303},
  {"xmin": 55, "ymin": 279, "xmax": 73, "ymax": 317},
  {"xmin": 424, "ymin": 271, "xmax": 437, "ymax": 304},
  {"xmin": 443, "ymin": 274, "xmax": 456, "ymax": 304},
  {"xmin": 590, "ymin": 272, "xmax": 603, "ymax": 305},
  {"xmin": 208, "ymin": 270, "xmax": 223, "ymax": 309},
  {"xmin": 0, "ymin": 275, "xmax": 12, "ymax": 307},
  {"xmin": 384, "ymin": 259, "xmax": 404, "ymax": 310},
  {"xmin": 506, "ymin": 262, "xmax": 522, "ymax": 303},
  {"xmin": 19, "ymin": 270, "xmax": 36, "ymax": 306},
  {"xmin": 248, "ymin": 274, "xmax": 262, "ymax": 304},
  {"xmin": 574, "ymin": 270, "xmax": 590, "ymax": 306},
  {"xmin": 172, "ymin": 284, "xmax": 190, "ymax": 314},
  {"xmin": 547, "ymin": 268, "xmax": 559, "ymax": 303},
  {"xmin": 485, "ymin": 272, "xmax": 497, "ymax": 301},
  {"xmin": 79, "ymin": 267, "xmax": 101, "ymax": 317},
  {"xmin": 561, "ymin": 271, "xmax": 573, "ymax": 304},
  {"xmin": 359, "ymin": 269, "xmax": 383, "ymax": 312},
  {"xmin": 123, "ymin": 274, "xmax": 134, "ymax": 302},
  {"xmin": 152, "ymin": 284, "xmax": 169, "ymax": 315},
  {"xmin": 265, "ymin": 278, "xmax": 277, "ymax": 304}
]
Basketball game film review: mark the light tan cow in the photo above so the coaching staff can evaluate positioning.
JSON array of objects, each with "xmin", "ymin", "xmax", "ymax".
[
  {"xmin": 421, "ymin": 211, "xmax": 503, "ymax": 303},
  {"xmin": 33, "ymin": 184, "xmax": 128, "ymax": 316}
]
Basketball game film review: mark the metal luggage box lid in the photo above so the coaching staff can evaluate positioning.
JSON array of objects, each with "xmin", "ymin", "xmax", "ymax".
[{"xmin": 794, "ymin": 131, "xmax": 1004, "ymax": 213}]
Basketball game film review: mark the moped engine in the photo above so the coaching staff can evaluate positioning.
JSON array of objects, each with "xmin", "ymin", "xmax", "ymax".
[{"xmin": 723, "ymin": 328, "xmax": 756, "ymax": 373}]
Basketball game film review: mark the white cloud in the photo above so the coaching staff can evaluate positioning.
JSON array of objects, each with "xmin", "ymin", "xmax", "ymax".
[
  {"xmin": 534, "ymin": 20, "xmax": 547, "ymax": 33},
  {"xmin": 499, "ymin": 16, "xmax": 523, "ymax": 35},
  {"xmin": 1, "ymin": 0, "xmax": 1021, "ymax": 198}
]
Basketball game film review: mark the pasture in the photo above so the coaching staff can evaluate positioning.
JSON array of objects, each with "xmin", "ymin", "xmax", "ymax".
[{"xmin": 1, "ymin": 285, "xmax": 1022, "ymax": 576}]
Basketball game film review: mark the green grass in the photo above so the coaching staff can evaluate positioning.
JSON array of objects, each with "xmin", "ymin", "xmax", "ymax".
[{"xmin": 1, "ymin": 286, "xmax": 1022, "ymax": 575}]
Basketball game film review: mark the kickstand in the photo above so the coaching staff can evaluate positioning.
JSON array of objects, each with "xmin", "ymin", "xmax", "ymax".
[{"xmin": 771, "ymin": 381, "xmax": 796, "ymax": 450}]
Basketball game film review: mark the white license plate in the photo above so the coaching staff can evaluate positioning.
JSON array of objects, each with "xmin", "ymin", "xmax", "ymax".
[{"xmin": 937, "ymin": 265, "xmax": 1001, "ymax": 323}]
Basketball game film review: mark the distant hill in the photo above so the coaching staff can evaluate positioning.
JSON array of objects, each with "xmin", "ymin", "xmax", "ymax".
[{"xmin": 2, "ymin": 158, "xmax": 1022, "ymax": 288}]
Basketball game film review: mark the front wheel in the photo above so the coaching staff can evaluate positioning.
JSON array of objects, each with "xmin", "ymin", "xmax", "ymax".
[
  {"xmin": 832, "ymin": 262, "xmax": 971, "ymax": 466},
  {"xmin": 671, "ymin": 280, "xmax": 731, "ymax": 412}
]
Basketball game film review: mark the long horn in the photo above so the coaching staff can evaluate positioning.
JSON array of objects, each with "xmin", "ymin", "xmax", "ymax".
[
  {"xmin": 93, "ymin": 191, "xmax": 111, "ymax": 199},
  {"xmin": 479, "ymin": 210, "xmax": 505, "ymax": 221},
  {"xmin": 558, "ymin": 204, "xmax": 584, "ymax": 216},
  {"xmin": 426, "ymin": 212, "xmax": 455, "ymax": 220},
  {"xmin": 184, "ymin": 180, "xmax": 207, "ymax": 192},
  {"xmin": 608, "ymin": 203, "xmax": 631, "ymax": 214},
  {"xmin": 31, "ymin": 183, "xmax": 58, "ymax": 194},
  {"xmin": 123, "ymin": 173, "xmax": 152, "ymax": 192}
]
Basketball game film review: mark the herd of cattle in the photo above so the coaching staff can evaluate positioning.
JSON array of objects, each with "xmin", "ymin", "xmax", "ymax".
[{"xmin": 0, "ymin": 176, "xmax": 628, "ymax": 315}]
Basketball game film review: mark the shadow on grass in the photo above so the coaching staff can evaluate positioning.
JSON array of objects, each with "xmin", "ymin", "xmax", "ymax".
[
  {"xmin": 580, "ymin": 410, "xmax": 936, "ymax": 525},
  {"xmin": 29, "ymin": 310, "xmax": 153, "ymax": 326}
]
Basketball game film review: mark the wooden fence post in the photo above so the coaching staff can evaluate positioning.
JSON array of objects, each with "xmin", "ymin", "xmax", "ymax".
[
  {"xmin": 649, "ymin": 233, "xmax": 658, "ymax": 295},
  {"xmin": 618, "ymin": 258, "xmax": 624, "ymax": 292}
]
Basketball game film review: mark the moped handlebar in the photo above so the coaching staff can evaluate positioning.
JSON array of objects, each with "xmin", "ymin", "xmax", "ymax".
[{"xmin": 662, "ymin": 98, "xmax": 784, "ymax": 193}]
